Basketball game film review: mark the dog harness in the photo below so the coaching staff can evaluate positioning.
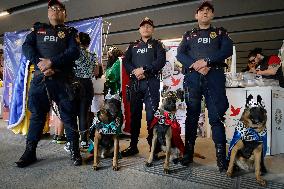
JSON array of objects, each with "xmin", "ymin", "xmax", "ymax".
[{"xmin": 227, "ymin": 121, "xmax": 267, "ymax": 160}]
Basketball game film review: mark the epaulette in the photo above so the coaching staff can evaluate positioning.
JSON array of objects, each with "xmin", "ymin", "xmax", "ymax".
[
  {"xmin": 31, "ymin": 22, "xmax": 48, "ymax": 32},
  {"xmin": 157, "ymin": 39, "xmax": 166, "ymax": 49},
  {"xmin": 64, "ymin": 25, "xmax": 78, "ymax": 35},
  {"xmin": 217, "ymin": 27, "xmax": 228, "ymax": 35}
]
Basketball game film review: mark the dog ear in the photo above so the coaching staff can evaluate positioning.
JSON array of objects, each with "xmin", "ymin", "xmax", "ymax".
[
  {"xmin": 257, "ymin": 95, "xmax": 265, "ymax": 107},
  {"xmin": 246, "ymin": 94, "xmax": 254, "ymax": 108}
]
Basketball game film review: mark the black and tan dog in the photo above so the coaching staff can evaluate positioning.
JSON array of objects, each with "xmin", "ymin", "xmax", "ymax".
[
  {"xmin": 91, "ymin": 97, "xmax": 122, "ymax": 171},
  {"xmin": 227, "ymin": 94, "xmax": 267, "ymax": 186}
]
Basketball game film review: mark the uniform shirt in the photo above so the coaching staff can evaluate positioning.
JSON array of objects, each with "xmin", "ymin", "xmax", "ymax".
[
  {"xmin": 73, "ymin": 47, "xmax": 97, "ymax": 79},
  {"xmin": 176, "ymin": 26, "xmax": 233, "ymax": 70},
  {"xmin": 122, "ymin": 38, "xmax": 166, "ymax": 77},
  {"xmin": 22, "ymin": 22, "xmax": 80, "ymax": 74}
]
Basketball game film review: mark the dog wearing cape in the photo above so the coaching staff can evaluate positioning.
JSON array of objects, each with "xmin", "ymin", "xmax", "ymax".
[{"xmin": 227, "ymin": 94, "xmax": 268, "ymax": 186}]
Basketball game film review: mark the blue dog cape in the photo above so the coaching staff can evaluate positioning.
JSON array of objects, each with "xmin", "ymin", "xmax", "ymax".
[{"xmin": 227, "ymin": 121, "xmax": 267, "ymax": 160}]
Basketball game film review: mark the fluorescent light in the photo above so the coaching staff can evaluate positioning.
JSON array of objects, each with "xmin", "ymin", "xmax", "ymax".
[{"xmin": 0, "ymin": 11, "xmax": 9, "ymax": 17}]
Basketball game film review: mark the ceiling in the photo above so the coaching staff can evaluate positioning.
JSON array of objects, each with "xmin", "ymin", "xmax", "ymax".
[{"xmin": 0, "ymin": 0, "xmax": 284, "ymax": 71}]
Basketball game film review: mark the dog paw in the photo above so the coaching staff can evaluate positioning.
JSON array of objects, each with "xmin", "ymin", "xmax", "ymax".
[
  {"xmin": 112, "ymin": 166, "xmax": 119, "ymax": 171},
  {"xmin": 145, "ymin": 162, "xmax": 153, "ymax": 167},
  {"xmin": 163, "ymin": 168, "xmax": 170, "ymax": 174},
  {"xmin": 93, "ymin": 166, "xmax": 99, "ymax": 171},
  {"xmin": 226, "ymin": 171, "xmax": 233, "ymax": 178},
  {"xmin": 257, "ymin": 178, "xmax": 267, "ymax": 187}
]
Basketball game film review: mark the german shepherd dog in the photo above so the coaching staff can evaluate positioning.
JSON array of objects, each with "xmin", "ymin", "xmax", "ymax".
[
  {"xmin": 91, "ymin": 97, "xmax": 122, "ymax": 171},
  {"xmin": 227, "ymin": 94, "xmax": 267, "ymax": 186},
  {"xmin": 145, "ymin": 90, "xmax": 183, "ymax": 174}
]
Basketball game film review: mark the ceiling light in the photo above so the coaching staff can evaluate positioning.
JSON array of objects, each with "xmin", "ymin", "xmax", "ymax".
[{"xmin": 0, "ymin": 11, "xmax": 9, "ymax": 17}]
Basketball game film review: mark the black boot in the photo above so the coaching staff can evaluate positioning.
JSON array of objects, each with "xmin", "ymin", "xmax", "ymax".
[
  {"xmin": 180, "ymin": 143, "xmax": 194, "ymax": 166},
  {"xmin": 216, "ymin": 144, "xmax": 228, "ymax": 172},
  {"xmin": 121, "ymin": 146, "xmax": 139, "ymax": 157},
  {"xmin": 15, "ymin": 140, "xmax": 38, "ymax": 168},
  {"xmin": 70, "ymin": 141, "xmax": 82, "ymax": 166}
]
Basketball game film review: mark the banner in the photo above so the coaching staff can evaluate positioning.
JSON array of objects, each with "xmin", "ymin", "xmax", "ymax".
[
  {"xmin": 5, "ymin": 18, "xmax": 102, "ymax": 128},
  {"xmin": 162, "ymin": 40, "xmax": 187, "ymax": 135}
]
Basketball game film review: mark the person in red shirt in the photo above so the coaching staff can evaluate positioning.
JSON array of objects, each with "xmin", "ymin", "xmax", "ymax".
[{"xmin": 248, "ymin": 48, "xmax": 284, "ymax": 87}]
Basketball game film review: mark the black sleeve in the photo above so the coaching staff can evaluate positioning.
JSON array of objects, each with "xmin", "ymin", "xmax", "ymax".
[
  {"xmin": 22, "ymin": 31, "xmax": 41, "ymax": 66},
  {"xmin": 122, "ymin": 44, "xmax": 135, "ymax": 75}
]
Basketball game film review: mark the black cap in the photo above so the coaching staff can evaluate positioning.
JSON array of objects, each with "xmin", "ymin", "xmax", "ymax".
[
  {"xmin": 48, "ymin": 0, "xmax": 65, "ymax": 10},
  {"xmin": 139, "ymin": 17, "xmax": 154, "ymax": 27},
  {"xmin": 196, "ymin": 1, "xmax": 214, "ymax": 13}
]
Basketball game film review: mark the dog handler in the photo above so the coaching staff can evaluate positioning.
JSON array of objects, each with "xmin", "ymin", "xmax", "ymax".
[
  {"xmin": 121, "ymin": 17, "xmax": 166, "ymax": 156},
  {"xmin": 16, "ymin": 0, "xmax": 82, "ymax": 167},
  {"xmin": 176, "ymin": 1, "xmax": 233, "ymax": 172}
]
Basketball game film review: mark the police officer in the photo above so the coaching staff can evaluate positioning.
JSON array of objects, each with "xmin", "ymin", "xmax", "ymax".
[
  {"xmin": 176, "ymin": 1, "xmax": 233, "ymax": 172},
  {"xmin": 16, "ymin": 0, "xmax": 82, "ymax": 167},
  {"xmin": 121, "ymin": 17, "xmax": 166, "ymax": 157}
]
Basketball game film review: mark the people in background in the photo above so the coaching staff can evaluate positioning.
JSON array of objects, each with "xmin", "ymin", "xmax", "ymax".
[
  {"xmin": 73, "ymin": 32, "xmax": 97, "ymax": 149},
  {"xmin": 248, "ymin": 48, "xmax": 284, "ymax": 87},
  {"xmin": 104, "ymin": 46, "xmax": 123, "ymax": 95}
]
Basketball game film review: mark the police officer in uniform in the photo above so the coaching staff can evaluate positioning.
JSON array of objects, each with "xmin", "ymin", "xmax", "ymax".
[
  {"xmin": 121, "ymin": 17, "xmax": 166, "ymax": 157},
  {"xmin": 16, "ymin": 0, "xmax": 82, "ymax": 167},
  {"xmin": 176, "ymin": 1, "xmax": 233, "ymax": 172}
]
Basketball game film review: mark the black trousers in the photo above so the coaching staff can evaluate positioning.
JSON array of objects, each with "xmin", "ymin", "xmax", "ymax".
[
  {"xmin": 27, "ymin": 74, "xmax": 79, "ymax": 142},
  {"xmin": 77, "ymin": 78, "xmax": 94, "ymax": 141},
  {"xmin": 129, "ymin": 78, "xmax": 160, "ymax": 147}
]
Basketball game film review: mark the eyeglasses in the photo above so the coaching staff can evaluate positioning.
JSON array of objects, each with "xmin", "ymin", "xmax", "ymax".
[
  {"xmin": 48, "ymin": 6, "xmax": 65, "ymax": 12},
  {"xmin": 249, "ymin": 57, "xmax": 256, "ymax": 63}
]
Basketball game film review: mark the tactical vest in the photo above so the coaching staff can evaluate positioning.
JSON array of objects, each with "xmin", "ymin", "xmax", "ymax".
[
  {"xmin": 32, "ymin": 23, "xmax": 76, "ymax": 75},
  {"xmin": 188, "ymin": 27, "xmax": 225, "ymax": 64},
  {"xmin": 34, "ymin": 23, "xmax": 69, "ymax": 59},
  {"xmin": 130, "ymin": 39, "xmax": 158, "ymax": 72}
]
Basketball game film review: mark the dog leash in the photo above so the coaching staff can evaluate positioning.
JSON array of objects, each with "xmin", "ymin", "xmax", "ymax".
[{"xmin": 42, "ymin": 77, "xmax": 90, "ymax": 134}]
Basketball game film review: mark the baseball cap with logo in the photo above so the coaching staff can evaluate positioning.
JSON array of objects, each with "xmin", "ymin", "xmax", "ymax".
[
  {"xmin": 48, "ymin": 0, "xmax": 65, "ymax": 10},
  {"xmin": 196, "ymin": 1, "xmax": 214, "ymax": 13},
  {"xmin": 139, "ymin": 17, "xmax": 154, "ymax": 27}
]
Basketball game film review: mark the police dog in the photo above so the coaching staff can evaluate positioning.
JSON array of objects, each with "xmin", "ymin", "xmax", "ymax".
[
  {"xmin": 145, "ymin": 90, "xmax": 184, "ymax": 174},
  {"xmin": 91, "ymin": 97, "xmax": 122, "ymax": 171},
  {"xmin": 227, "ymin": 94, "xmax": 267, "ymax": 186}
]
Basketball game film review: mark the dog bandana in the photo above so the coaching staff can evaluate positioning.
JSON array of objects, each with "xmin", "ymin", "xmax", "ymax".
[
  {"xmin": 149, "ymin": 110, "xmax": 185, "ymax": 155},
  {"xmin": 227, "ymin": 120, "xmax": 267, "ymax": 160},
  {"xmin": 91, "ymin": 116, "xmax": 121, "ymax": 135}
]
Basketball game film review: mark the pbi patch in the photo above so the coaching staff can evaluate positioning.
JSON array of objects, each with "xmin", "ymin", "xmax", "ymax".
[
  {"xmin": 210, "ymin": 31, "xmax": 217, "ymax": 39},
  {"xmin": 37, "ymin": 28, "xmax": 46, "ymax": 35},
  {"xmin": 57, "ymin": 31, "xmax": 65, "ymax": 39},
  {"xmin": 148, "ymin": 44, "xmax": 152, "ymax": 48}
]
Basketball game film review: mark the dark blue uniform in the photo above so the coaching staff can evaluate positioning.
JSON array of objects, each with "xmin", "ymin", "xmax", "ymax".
[
  {"xmin": 20, "ymin": 22, "xmax": 82, "ymax": 166},
  {"xmin": 176, "ymin": 26, "xmax": 233, "ymax": 170},
  {"xmin": 123, "ymin": 38, "xmax": 166, "ymax": 147}
]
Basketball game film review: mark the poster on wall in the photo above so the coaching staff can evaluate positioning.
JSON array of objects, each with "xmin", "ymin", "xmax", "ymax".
[
  {"xmin": 162, "ymin": 39, "xmax": 207, "ymax": 136},
  {"xmin": 162, "ymin": 40, "xmax": 186, "ymax": 135}
]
